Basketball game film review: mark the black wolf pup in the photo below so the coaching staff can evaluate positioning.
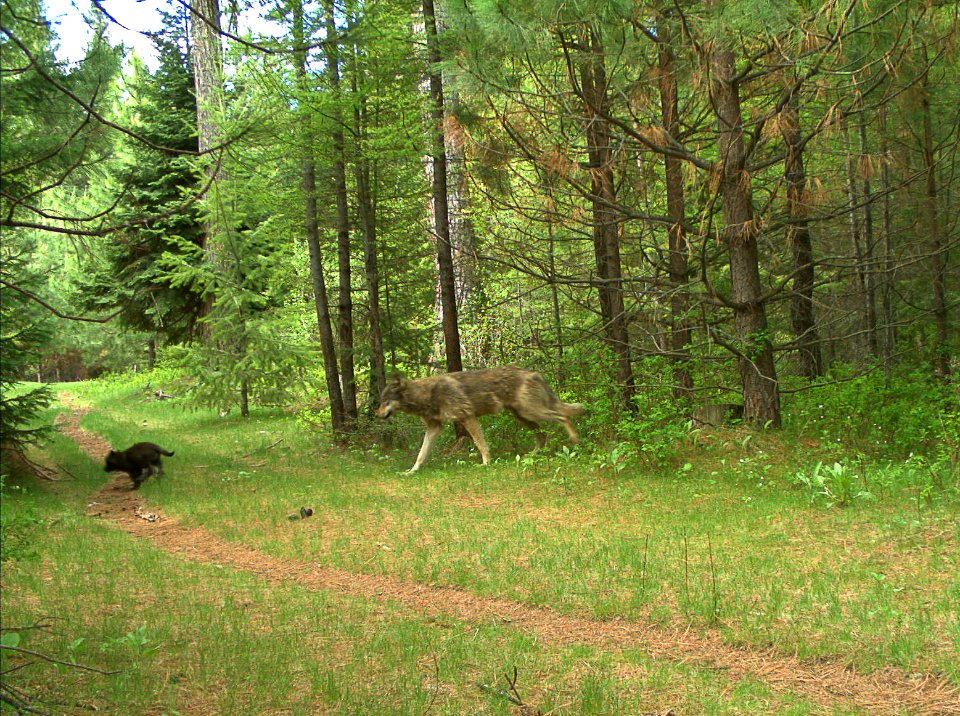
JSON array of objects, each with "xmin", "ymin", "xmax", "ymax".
[
  {"xmin": 376, "ymin": 365, "xmax": 584, "ymax": 472},
  {"xmin": 104, "ymin": 442, "xmax": 175, "ymax": 489}
]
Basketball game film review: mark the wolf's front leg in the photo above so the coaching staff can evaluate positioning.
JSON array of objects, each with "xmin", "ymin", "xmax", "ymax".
[{"xmin": 409, "ymin": 422, "xmax": 443, "ymax": 473}]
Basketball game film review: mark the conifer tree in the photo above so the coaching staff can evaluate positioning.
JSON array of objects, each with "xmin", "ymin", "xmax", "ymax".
[{"xmin": 78, "ymin": 26, "xmax": 205, "ymax": 344}]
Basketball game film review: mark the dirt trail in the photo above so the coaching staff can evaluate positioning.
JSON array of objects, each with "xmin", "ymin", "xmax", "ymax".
[{"xmin": 58, "ymin": 406, "xmax": 959, "ymax": 715}]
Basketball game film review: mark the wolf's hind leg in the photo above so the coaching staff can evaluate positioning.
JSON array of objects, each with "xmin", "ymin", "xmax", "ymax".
[
  {"xmin": 460, "ymin": 417, "xmax": 491, "ymax": 465},
  {"xmin": 509, "ymin": 409, "xmax": 546, "ymax": 451},
  {"xmin": 410, "ymin": 422, "xmax": 443, "ymax": 472},
  {"xmin": 559, "ymin": 416, "xmax": 580, "ymax": 444}
]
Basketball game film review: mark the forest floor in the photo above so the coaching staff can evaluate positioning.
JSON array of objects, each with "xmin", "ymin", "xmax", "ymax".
[{"xmin": 54, "ymin": 399, "xmax": 960, "ymax": 716}]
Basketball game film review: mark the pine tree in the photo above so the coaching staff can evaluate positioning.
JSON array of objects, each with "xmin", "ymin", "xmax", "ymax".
[
  {"xmin": 78, "ymin": 30, "xmax": 205, "ymax": 343},
  {"xmin": 0, "ymin": 243, "xmax": 53, "ymax": 470},
  {"xmin": 0, "ymin": 0, "xmax": 117, "ymax": 465}
]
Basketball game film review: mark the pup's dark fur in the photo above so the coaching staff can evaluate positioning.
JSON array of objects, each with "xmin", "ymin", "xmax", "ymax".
[
  {"xmin": 376, "ymin": 366, "xmax": 583, "ymax": 472},
  {"xmin": 104, "ymin": 442, "xmax": 174, "ymax": 489}
]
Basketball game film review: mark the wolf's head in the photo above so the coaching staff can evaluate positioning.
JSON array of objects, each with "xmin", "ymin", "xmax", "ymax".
[{"xmin": 375, "ymin": 373, "xmax": 405, "ymax": 419}]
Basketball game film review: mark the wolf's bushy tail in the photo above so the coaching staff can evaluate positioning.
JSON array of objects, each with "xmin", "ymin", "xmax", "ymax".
[
  {"xmin": 562, "ymin": 402, "xmax": 585, "ymax": 417},
  {"xmin": 160, "ymin": 448, "xmax": 175, "ymax": 456}
]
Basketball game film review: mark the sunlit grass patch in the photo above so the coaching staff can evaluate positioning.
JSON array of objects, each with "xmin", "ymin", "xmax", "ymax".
[
  {"xmin": 14, "ymin": 380, "xmax": 959, "ymax": 700},
  {"xmin": 3, "ymin": 475, "xmax": 842, "ymax": 715}
]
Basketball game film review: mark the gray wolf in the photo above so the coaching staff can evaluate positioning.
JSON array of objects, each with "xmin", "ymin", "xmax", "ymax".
[
  {"xmin": 104, "ymin": 442, "xmax": 174, "ymax": 489},
  {"xmin": 375, "ymin": 366, "xmax": 584, "ymax": 472}
]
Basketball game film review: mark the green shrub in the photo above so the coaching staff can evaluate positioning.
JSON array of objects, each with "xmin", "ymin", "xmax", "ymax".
[{"xmin": 783, "ymin": 364, "xmax": 953, "ymax": 458}]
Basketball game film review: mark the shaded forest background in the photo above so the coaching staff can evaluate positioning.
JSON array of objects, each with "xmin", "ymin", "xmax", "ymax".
[{"xmin": 2, "ymin": 0, "xmax": 957, "ymax": 461}]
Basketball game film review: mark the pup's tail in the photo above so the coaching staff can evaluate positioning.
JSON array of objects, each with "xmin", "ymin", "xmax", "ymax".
[{"xmin": 159, "ymin": 448, "xmax": 175, "ymax": 457}]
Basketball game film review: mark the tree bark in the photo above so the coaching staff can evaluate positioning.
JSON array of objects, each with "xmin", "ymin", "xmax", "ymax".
[
  {"xmin": 423, "ymin": 0, "xmax": 464, "ymax": 375},
  {"xmin": 920, "ymin": 68, "xmax": 951, "ymax": 379},
  {"xmin": 781, "ymin": 83, "xmax": 824, "ymax": 380},
  {"xmin": 711, "ymin": 48, "xmax": 781, "ymax": 427},
  {"xmin": 323, "ymin": 0, "xmax": 358, "ymax": 427},
  {"xmin": 878, "ymin": 105, "xmax": 896, "ymax": 375},
  {"xmin": 656, "ymin": 19, "xmax": 693, "ymax": 398},
  {"xmin": 292, "ymin": 0, "xmax": 345, "ymax": 438},
  {"xmin": 351, "ymin": 51, "xmax": 386, "ymax": 409},
  {"xmin": 189, "ymin": 0, "xmax": 224, "ymax": 325},
  {"xmin": 444, "ymin": 93, "xmax": 480, "ymax": 322},
  {"xmin": 843, "ymin": 111, "xmax": 876, "ymax": 359},
  {"xmin": 580, "ymin": 24, "xmax": 634, "ymax": 409},
  {"xmin": 857, "ymin": 110, "xmax": 878, "ymax": 356}
]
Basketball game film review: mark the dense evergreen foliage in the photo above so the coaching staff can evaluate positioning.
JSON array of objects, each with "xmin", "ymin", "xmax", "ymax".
[
  {"xmin": 77, "ymin": 34, "xmax": 206, "ymax": 344},
  {"xmin": 1, "ymin": 0, "xmax": 957, "ymax": 464}
]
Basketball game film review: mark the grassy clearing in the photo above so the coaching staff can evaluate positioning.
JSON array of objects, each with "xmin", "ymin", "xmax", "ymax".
[
  {"xmin": 1, "ymin": 378, "xmax": 958, "ymax": 713},
  {"xmin": 3, "ymin": 433, "xmax": 831, "ymax": 714}
]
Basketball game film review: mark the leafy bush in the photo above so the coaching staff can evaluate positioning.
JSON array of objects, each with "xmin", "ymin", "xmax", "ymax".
[
  {"xmin": 783, "ymin": 364, "xmax": 954, "ymax": 458},
  {"xmin": 615, "ymin": 357, "xmax": 692, "ymax": 464}
]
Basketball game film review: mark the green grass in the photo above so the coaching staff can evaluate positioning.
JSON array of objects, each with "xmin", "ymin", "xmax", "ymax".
[
  {"xmin": 2, "ymin": 378, "xmax": 958, "ymax": 714},
  {"xmin": 2, "ymin": 434, "xmax": 828, "ymax": 715}
]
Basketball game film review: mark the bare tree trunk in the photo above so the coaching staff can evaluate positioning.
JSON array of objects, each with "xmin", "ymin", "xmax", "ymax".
[
  {"xmin": 323, "ymin": 0, "xmax": 358, "ymax": 427},
  {"xmin": 304, "ymin": 169, "xmax": 346, "ymax": 436},
  {"xmin": 189, "ymin": 0, "xmax": 224, "ymax": 326},
  {"xmin": 239, "ymin": 379, "xmax": 249, "ymax": 417},
  {"xmin": 351, "ymin": 56, "xmax": 386, "ymax": 409},
  {"xmin": 711, "ymin": 48, "xmax": 780, "ymax": 427},
  {"xmin": 857, "ymin": 109, "xmax": 878, "ymax": 355},
  {"xmin": 292, "ymin": 0, "xmax": 345, "ymax": 438},
  {"xmin": 423, "ymin": 0, "xmax": 463, "ymax": 376},
  {"xmin": 580, "ymin": 25, "xmax": 634, "ymax": 409},
  {"xmin": 444, "ymin": 93, "xmax": 480, "ymax": 319},
  {"xmin": 843, "ymin": 112, "xmax": 876, "ymax": 359},
  {"xmin": 920, "ymin": 68, "xmax": 951, "ymax": 379},
  {"xmin": 656, "ymin": 20, "xmax": 693, "ymax": 399},
  {"xmin": 781, "ymin": 84, "xmax": 824, "ymax": 379},
  {"xmin": 548, "ymin": 220, "xmax": 564, "ymax": 381},
  {"xmin": 878, "ymin": 106, "xmax": 897, "ymax": 375}
]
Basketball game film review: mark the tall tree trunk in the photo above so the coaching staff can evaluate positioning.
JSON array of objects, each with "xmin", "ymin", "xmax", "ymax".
[
  {"xmin": 920, "ymin": 68, "xmax": 951, "ymax": 379},
  {"xmin": 444, "ymin": 93, "xmax": 480, "ymax": 318},
  {"xmin": 711, "ymin": 48, "xmax": 781, "ymax": 427},
  {"xmin": 843, "ymin": 112, "xmax": 876, "ymax": 359},
  {"xmin": 656, "ymin": 19, "xmax": 693, "ymax": 399},
  {"xmin": 189, "ymin": 0, "xmax": 224, "ymax": 325},
  {"xmin": 423, "ymin": 0, "xmax": 463, "ymax": 376},
  {"xmin": 580, "ymin": 25, "xmax": 634, "ymax": 409},
  {"xmin": 291, "ymin": 0, "xmax": 345, "ymax": 438},
  {"xmin": 239, "ymin": 379, "xmax": 249, "ymax": 417},
  {"xmin": 781, "ymin": 83, "xmax": 824, "ymax": 380},
  {"xmin": 857, "ymin": 108, "xmax": 878, "ymax": 355},
  {"xmin": 304, "ymin": 161, "xmax": 346, "ymax": 436},
  {"xmin": 878, "ymin": 106, "xmax": 897, "ymax": 376},
  {"xmin": 351, "ymin": 49, "xmax": 386, "ymax": 409},
  {"xmin": 548, "ymin": 219, "xmax": 564, "ymax": 382},
  {"xmin": 323, "ymin": 0, "xmax": 358, "ymax": 427}
]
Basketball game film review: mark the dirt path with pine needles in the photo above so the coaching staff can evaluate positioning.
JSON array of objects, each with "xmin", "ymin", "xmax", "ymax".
[{"xmin": 57, "ymin": 405, "xmax": 959, "ymax": 715}]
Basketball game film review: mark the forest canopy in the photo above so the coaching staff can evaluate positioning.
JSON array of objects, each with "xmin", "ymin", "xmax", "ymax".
[{"xmin": 1, "ymin": 0, "xmax": 957, "ymax": 457}]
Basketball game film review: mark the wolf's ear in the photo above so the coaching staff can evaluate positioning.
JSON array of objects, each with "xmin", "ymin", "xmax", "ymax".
[{"xmin": 387, "ymin": 371, "xmax": 403, "ymax": 385}]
